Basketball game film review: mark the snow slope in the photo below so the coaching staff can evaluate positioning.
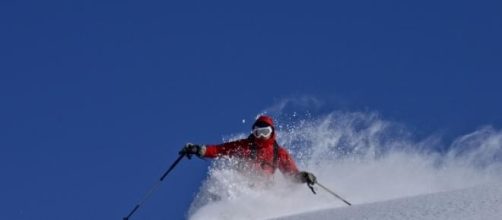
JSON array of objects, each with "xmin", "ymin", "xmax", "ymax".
[
  {"xmin": 188, "ymin": 112, "xmax": 502, "ymax": 220},
  {"xmin": 273, "ymin": 183, "xmax": 502, "ymax": 220}
]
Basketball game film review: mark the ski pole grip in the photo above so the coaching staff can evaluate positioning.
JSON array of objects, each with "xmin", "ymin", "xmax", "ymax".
[{"xmin": 308, "ymin": 183, "xmax": 316, "ymax": 194}]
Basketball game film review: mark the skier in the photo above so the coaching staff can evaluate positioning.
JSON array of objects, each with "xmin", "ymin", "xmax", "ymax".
[{"xmin": 180, "ymin": 115, "xmax": 316, "ymax": 185}]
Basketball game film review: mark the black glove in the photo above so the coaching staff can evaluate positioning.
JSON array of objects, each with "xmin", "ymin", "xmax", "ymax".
[
  {"xmin": 298, "ymin": 171, "xmax": 317, "ymax": 185},
  {"xmin": 179, "ymin": 143, "xmax": 205, "ymax": 158}
]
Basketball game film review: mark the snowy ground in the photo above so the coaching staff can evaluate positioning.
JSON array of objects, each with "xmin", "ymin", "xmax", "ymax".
[
  {"xmin": 188, "ymin": 113, "xmax": 502, "ymax": 220},
  {"xmin": 273, "ymin": 182, "xmax": 502, "ymax": 220}
]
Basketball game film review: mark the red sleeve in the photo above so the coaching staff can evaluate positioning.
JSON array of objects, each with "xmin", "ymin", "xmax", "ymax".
[
  {"xmin": 203, "ymin": 139, "xmax": 247, "ymax": 158},
  {"xmin": 277, "ymin": 148, "xmax": 300, "ymax": 175}
]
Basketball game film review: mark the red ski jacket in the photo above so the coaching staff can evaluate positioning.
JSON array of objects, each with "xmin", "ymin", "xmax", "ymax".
[{"xmin": 202, "ymin": 116, "xmax": 300, "ymax": 176}]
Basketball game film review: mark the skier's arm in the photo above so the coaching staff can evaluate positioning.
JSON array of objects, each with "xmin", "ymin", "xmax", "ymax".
[
  {"xmin": 277, "ymin": 149, "xmax": 300, "ymax": 175},
  {"xmin": 278, "ymin": 149, "xmax": 316, "ymax": 184},
  {"xmin": 202, "ymin": 139, "xmax": 246, "ymax": 158}
]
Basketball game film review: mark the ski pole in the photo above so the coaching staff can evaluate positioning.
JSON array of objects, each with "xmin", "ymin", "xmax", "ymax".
[
  {"xmin": 315, "ymin": 181, "xmax": 352, "ymax": 206},
  {"xmin": 123, "ymin": 153, "xmax": 187, "ymax": 220}
]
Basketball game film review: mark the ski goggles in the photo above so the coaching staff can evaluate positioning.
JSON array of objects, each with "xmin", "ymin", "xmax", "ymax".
[{"xmin": 253, "ymin": 126, "xmax": 273, "ymax": 138}]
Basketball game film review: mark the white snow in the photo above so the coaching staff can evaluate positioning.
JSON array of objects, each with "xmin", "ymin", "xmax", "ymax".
[
  {"xmin": 273, "ymin": 183, "xmax": 502, "ymax": 220},
  {"xmin": 188, "ymin": 112, "xmax": 502, "ymax": 220}
]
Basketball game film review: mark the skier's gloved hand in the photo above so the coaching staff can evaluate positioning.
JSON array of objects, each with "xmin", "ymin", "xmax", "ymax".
[
  {"xmin": 179, "ymin": 143, "xmax": 206, "ymax": 158},
  {"xmin": 298, "ymin": 171, "xmax": 317, "ymax": 185}
]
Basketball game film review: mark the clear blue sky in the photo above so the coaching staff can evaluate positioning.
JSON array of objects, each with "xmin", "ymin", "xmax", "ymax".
[{"xmin": 1, "ymin": 0, "xmax": 501, "ymax": 219}]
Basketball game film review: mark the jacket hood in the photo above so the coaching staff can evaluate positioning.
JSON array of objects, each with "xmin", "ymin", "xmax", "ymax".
[
  {"xmin": 253, "ymin": 115, "xmax": 275, "ymax": 129},
  {"xmin": 251, "ymin": 115, "xmax": 276, "ymax": 145}
]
